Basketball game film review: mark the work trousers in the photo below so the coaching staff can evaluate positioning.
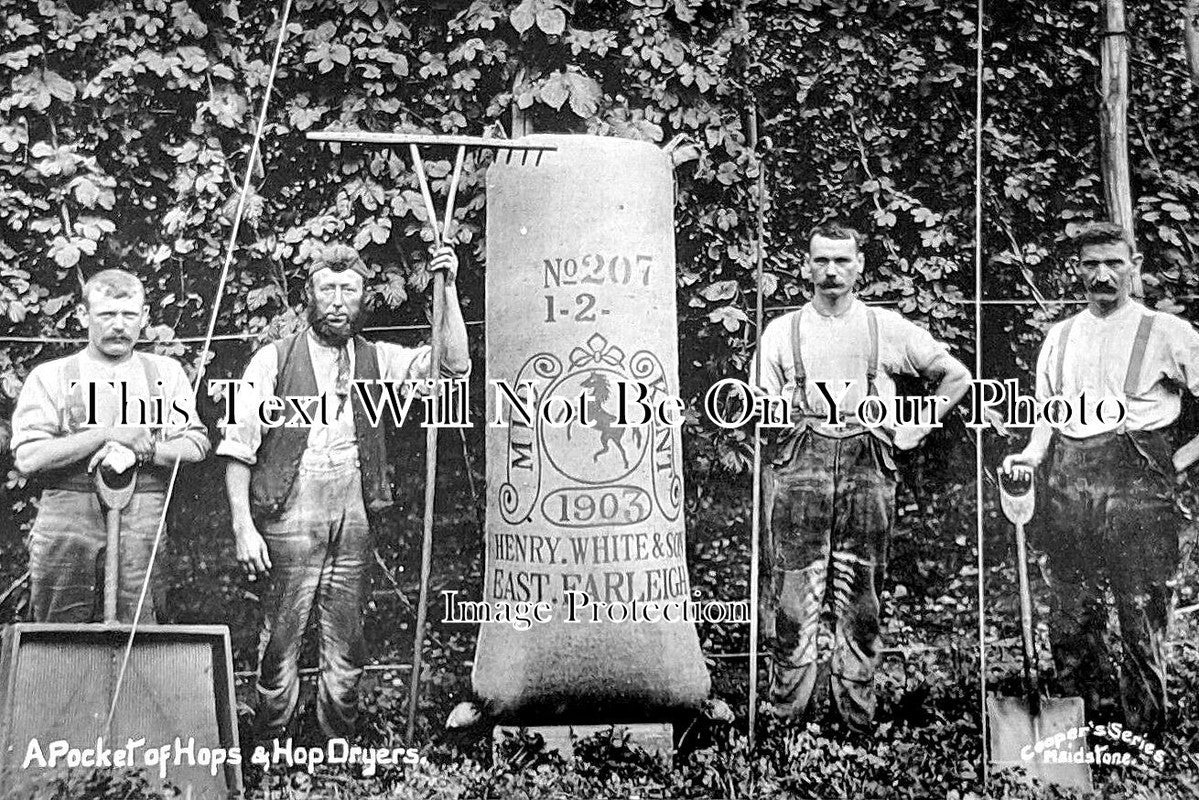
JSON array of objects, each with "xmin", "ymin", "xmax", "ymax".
[
  {"xmin": 1038, "ymin": 430, "xmax": 1181, "ymax": 734},
  {"xmin": 28, "ymin": 488, "xmax": 163, "ymax": 623},
  {"xmin": 762, "ymin": 429, "xmax": 896, "ymax": 730},
  {"xmin": 256, "ymin": 448, "xmax": 370, "ymax": 741}
]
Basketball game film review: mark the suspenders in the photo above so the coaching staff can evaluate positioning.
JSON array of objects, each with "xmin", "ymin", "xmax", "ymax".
[
  {"xmin": 1052, "ymin": 311, "xmax": 1155, "ymax": 398},
  {"xmin": 1125, "ymin": 313, "xmax": 1155, "ymax": 396},
  {"xmin": 1051, "ymin": 316, "xmax": 1076, "ymax": 396},
  {"xmin": 61, "ymin": 352, "xmax": 164, "ymax": 431},
  {"xmin": 788, "ymin": 304, "xmax": 880, "ymax": 417}
]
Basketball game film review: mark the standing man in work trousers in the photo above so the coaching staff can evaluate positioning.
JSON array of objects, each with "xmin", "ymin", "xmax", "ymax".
[
  {"xmin": 10, "ymin": 269, "xmax": 210, "ymax": 622},
  {"xmin": 1003, "ymin": 221, "xmax": 1199, "ymax": 734},
  {"xmin": 752, "ymin": 223, "xmax": 972, "ymax": 731},
  {"xmin": 218, "ymin": 243, "xmax": 470, "ymax": 742}
]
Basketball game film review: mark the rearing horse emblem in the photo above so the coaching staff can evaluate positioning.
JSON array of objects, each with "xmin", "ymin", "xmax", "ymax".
[{"xmin": 567, "ymin": 370, "xmax": 644, "ymax": 468}]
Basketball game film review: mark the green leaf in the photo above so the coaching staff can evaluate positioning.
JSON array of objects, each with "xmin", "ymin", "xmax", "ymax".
[
  {"xmin": 699, "ymin": 280, "xmax": 738, "ymax": 302},
  {"xmin": 353, "ymin": 218, "xmax": 391, "ymax": 250},
  {"xmin": 246, "ymin": 285, "xmax": 281, "ymax": 310},
  {"xmin": 171, "ymin": 1, "xmax": 209, "ymax": 37},
  {"xmin": 72, "ymin": 177, "xmax": 100, "ymax": 208},
  {"xmin": 708, "ymin": 305, "xmax": 748, "ymax": 332},
  {"xmin": 536, "ymin": 7, "xmax": 566, "ymax": 35},
  {"xmin": 761, "ymin": 273, "xmax": 779, "ymax": 297},
  {"xmin": 510, "ymin": 1, "xmax": 536, "ymax": 33},
  {"xmin": 564, "ymin": 72, "xmax": 601, "ymax": 118},
  {"xmin": 380, "ymin": 272, "xmax": 407, "ymax": 307},
  {"xmin": 540, "ymin": 73, "xmax": 569, "ymax": 110},
  {"xmin": 48, "ymin": 237, "xmax": 81, "ymax": 268},
  {"xmin": 42, "ymin": 70, "xmax": 75, "ymax": 104}
]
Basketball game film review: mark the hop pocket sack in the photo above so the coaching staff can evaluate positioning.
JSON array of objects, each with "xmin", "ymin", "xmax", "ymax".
[{"xmin": 474, "ymin": 135, "xmax": 711, "ymax": 720}]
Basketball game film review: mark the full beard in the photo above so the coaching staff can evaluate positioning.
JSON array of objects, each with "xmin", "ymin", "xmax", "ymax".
[{"xmin": 308, "ymin": 304, "xmax": 365, "ymax": 345}]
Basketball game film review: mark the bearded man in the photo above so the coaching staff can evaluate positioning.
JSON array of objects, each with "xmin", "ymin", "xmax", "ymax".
[{"xmin": 218, "ymin": 244, "xmax": 469, "ymax": 741}]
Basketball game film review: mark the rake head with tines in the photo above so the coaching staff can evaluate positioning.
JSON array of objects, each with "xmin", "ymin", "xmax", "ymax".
[{"xmin": 304, "ymin": 127, "xmax": 557, "ymax": 744}]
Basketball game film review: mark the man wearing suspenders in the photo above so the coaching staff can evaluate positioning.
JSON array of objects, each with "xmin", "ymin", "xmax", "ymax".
[
  {"xmin": 1003, "ymin": 222, "xmax": 1199, "ymax": 734},
  {"xmin": 10, "ymin": 269, "xmax": 209, "ymax": 622},
  {"xmin": 753, "ymin": 224, "xmax": 972, "ymax": 731}
]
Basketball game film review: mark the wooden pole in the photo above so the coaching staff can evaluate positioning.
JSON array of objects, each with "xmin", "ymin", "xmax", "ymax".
[
  {"xmin": 405, "ymin": 144, "xmax": 467, "ymax": 743},
  {"xmin": 1184, "ymin": 0, "xmax": 1199, "ymax": 86},
  {"xmin": 1099, "ymin": 0, "xmax": 1141, "ymax": 295},
  {"xmin": 747, "ymin": 106, "xmax": 764, "ymax": 754}
]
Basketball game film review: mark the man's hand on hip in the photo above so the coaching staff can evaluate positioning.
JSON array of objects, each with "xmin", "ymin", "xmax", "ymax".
[{"xmin": 892, "ymin": 425, "xmax": 931, "ymax": 452}]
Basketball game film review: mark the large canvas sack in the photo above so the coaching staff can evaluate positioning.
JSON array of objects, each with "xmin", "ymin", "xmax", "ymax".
[{"xmin": 474, "ymin": 134, "xmax": 711, "ymax": 720}]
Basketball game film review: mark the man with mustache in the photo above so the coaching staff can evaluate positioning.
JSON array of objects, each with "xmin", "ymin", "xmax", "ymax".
[
  {"xmin": 751, "ymin": 224, "xmax": 972, "ymax": 731},
  {"xmin": 217, "ymin": 243, "xmax": 469, "ymax": 742},
  {"xmin": 10, "ymin": 269, "xmax": 209, "ymax": 622},
  {"xmin": 1003, "ymin": 221, "xmax": 1199, "ymax": 734}
]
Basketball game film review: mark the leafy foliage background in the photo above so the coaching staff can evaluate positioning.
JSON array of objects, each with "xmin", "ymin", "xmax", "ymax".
[
  {"xmin": 0, "ymin": 0, "xmax": 982, "ymax": 475},
  {"xmin": 1, "ymin": 0, "xmax": 1198, "ymax": 797},
  {"xmin": 983, "ymin": 0, "xmax": 1199, "ymax": 370}
]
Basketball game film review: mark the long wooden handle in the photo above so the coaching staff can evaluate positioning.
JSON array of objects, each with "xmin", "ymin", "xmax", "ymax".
[
  {"xmin": 1013, "ymin": 519, "xmax": 1040, "ymax": 713},
  {"xmin": 404, "ymin": 144, "xmax": 466, "ymax": 742},
  {"xmin": 442, "ymin": 146, "xmax": 466, "ymax": 242},
  {"xmin": 95, "ymin": 467, "xmax": 136, "ymax": 625},
  {"xmin": 104, "ymin": 507, "xmax": 121, "ymax": 624},
  {"xmin": 406, "ymin": 275, "xmax": 444, "ymax": 743}
]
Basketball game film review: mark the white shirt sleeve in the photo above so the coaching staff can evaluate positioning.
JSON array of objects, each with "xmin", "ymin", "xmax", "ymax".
[
  {"xmin": 156, "ymin": 356, "xmax": 210, "ymax": 457},
  {"xmin": 377, "ymin": 342, "xmax": 432, "ymax": 383},
  {"xmin": 9, "ymin": 363, "xmax": 61, "ymax": 459},
  {"xmin": 749, "ymin": 316, "xmax": 792, "ymax": 396},
  {"xmin": 1161, "ymin": 314, "xmax": 1199, "ymax": 397},
  {"xmin": 377, "ymin": 340, "xmax": 471, "ymax": 391},
  {"xmin": 1033, "ymin": 323, "xmax": 1061, "ymax": 403},
  {"xmin": 889, "ymin": 314, "xmax": 950, "ymax": 378},
  {"xmin": 215, "ymin": 344, "xmax": 279, "ymax": 465}
]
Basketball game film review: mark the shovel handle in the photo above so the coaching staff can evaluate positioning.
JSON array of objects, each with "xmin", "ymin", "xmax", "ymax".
[
  {"xmin": 103, "ymin": 508, "xmax": 121, "ymax": 623},
  {"xmin": 95, "ymin": 466, "xmax": 137, "ymax": 625},
  {"xmin": 1012, "ymin": 519, "xmax": 1041, "ymax": 712}
]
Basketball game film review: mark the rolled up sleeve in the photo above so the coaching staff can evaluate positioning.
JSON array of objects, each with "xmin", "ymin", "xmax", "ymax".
[
  {"xmin": 899, "ymin": 320, "xmax": 951, "ymax": 379},
  {"xmin": 159, "ymin": 359, "xmax": 210, "ymax": 458},
  {"xmin": 1164, "ymin": 315, "xmax": 1199, "ymax": 398},
  {"xmin": 215, "ymin": 345, "xmax": 278, "ymax": 465},
  {"xmin": 378, "ymin": 342, "xmax": 471, "ymax": 393}
]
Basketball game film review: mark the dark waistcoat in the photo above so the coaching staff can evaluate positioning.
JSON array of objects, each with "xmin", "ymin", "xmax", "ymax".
[{"xmin": 249, "ymin": 332, "xmax": 392, "ymax": 520}]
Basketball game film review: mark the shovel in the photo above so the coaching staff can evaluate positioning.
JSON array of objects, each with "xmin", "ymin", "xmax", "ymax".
[
  {"xmin": 96, "ymin": 463, "xmax": 137, "ymax": 624},
  {"xmin": 0, "ymin": 462, "xmax": 243, "ymax": 794},
  {"xmin": 988, "ymin": 470, "xmax": 1092, "ymax": 790}
]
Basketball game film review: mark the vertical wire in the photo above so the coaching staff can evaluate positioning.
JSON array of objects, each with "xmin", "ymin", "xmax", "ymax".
[
  {"xmin": 746, "ymin": 99, "xmax": 765, "ymax": 754},
  {"xmin": 975, "ymin": 0, "xmax": 989, "ymax": 791},
  {"xmin": 105, "ymin": 0, "xmax": 295, "ymax": 732}
]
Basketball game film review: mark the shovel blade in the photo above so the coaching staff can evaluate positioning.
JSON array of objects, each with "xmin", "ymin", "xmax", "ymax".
[{"xmin": 988, "ymin": 695, "xmax": 1092, "ymax": 791}]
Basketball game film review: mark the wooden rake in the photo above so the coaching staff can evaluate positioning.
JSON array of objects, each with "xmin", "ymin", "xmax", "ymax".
[{"xmin": 306, "ymin": 130, "xmax": 556, "ymax": 742}]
